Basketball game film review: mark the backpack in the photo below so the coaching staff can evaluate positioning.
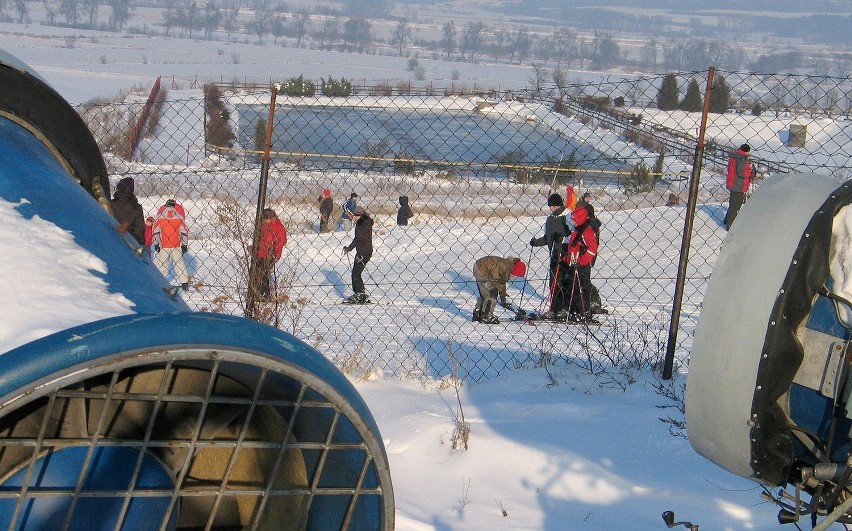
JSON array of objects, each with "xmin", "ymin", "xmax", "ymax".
[{"xmin": 587, "ymin": 216, "xmax": 601, "ymax": 266}]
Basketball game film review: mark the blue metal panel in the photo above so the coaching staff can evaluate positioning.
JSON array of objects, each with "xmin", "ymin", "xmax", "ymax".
[
  {"xmin": 0, "ymin": 118, "xmax": 183, "ymax": 317},
  {"xmin": 0, "ymin": 312, "xmax": 380, "ymax": 437}
]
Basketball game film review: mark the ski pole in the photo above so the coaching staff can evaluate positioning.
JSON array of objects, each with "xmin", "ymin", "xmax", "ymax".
[{"xmin": 542, "ymin": 258, "xmax": 560, "ymax": 314}]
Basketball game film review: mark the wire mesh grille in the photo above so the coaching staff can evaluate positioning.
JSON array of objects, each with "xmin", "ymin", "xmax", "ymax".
[
  {"xmin": 79, "ymin": 69, "xmax": 852, "ymax": 381},
  {"xmin": 0, "ymin": 352, "xmax": 388, "ymax": 530}
]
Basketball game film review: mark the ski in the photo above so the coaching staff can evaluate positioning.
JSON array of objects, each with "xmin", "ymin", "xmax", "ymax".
[
  {"xmin": 341, "ymin": 298, "xmax": 374, "ymax": 305},
  {"xmin": 512, "ymin": 309, "xmax": 612, "ymax": 327}
]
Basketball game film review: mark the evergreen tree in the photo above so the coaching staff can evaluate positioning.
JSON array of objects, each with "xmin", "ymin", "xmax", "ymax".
[
  {"xmin": 709, "ymin": 74, "xmax": 732, "ymax": 114},
  {"xmin": 656, "ymin": 73, "xmax": 679, "ymax": 111},
  {"xmin": 679, "ymin": 78, "xmax": 703, "ymax": 112},
  {"xmin": 253, "ymin": 117, "xmax": 267, "ymax": 158}
]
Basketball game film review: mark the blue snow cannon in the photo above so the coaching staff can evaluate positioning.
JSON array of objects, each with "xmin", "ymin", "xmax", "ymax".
[
  {"xmin": 0, "ymin": 50, "xmax": 393, "ymax": 529},
  {"xmin": 688, "ymin": 172, "xmax": 852, "ymax": 527}
]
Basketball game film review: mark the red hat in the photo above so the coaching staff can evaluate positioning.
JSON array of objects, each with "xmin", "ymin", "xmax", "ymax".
[
  {"xmin": 511, "ymin": 260, "xmax": 526, "ymax": 277},
  {"xmin": 323, "ymin": 189, "xmax": 331, "ymax": 196},
  {"xmin": 572, "ymin": 206, "xmax": 589, "ymax": 226}
]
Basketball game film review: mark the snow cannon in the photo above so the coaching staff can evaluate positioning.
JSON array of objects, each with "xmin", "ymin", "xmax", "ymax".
[
  {"xmin": 0, "ymin": 52, "xmax": 393, "ymax": 529},
  {"xmin": 687, "ymin": 172, "xmax": 852, "ymax": 527}
]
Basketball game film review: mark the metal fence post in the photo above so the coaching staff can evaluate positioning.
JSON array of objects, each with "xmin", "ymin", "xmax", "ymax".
[
  {"xmin": 246, "ymin": 83, "xmax": 279, "ymax": 320},
  {"xmin": 663, "ymin": 66, "xmax": 715, "ymax": 380}
]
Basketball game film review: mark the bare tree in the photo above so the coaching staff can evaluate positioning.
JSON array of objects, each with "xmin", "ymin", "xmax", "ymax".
[
  {"xmin": 291, "ymin": 10, "xmax": 309, "ymax": 47},
  {"xmin": 222, "ymin": 4, "xmax": 239, "ymax": 42},
  {"xmin": 460, "ymin": 21, "xmax": 484, "ymax": 61},
  {"xmin": 390, "ymin": 19, "xmax": 411, "ymax": 56},
  {"xmin": 552, "ymin": 27, "xmax": 576, "ymax": 68},
  {"xmin": 61, "ymin": 0, "xmax": 80, "ymax": 25},
  {"xmin": 317, "ymin": 15, "xmax": 340, "ymax": 48},
  {"xmin": 82, "ymin": 0, "xmax": 97, "ymax": 26},
  {"xmin": 441, "ymin": 21, "xmax": 455, "ymax": 60},
  {"xmin": 203, "ymin": 0, "xmax": 221, "ymax": 40},
  {"xmin": 16, "ymin": 0, "xmax": 29, "ymax": 23},
  {"xmin": 344, "ymin": 17, "xmax": 371, "ymax": 53},
  {"xmin": 492, "ymin": 26, "xmax": 507, "ymax": 62},
  {"xmin": 528, "ymin": 63, "xmax": 548, "ymax": 99},
  {"xmin": 552, "ymin": 66, "xmax": 568, "ymax": 100},
  {"xmin": 640, "ymin": 38, "xmax": 658, "ymax": 68},
  {"xmin": 107, "ymin": 0, "xmax": 132, "ymax": 31}
]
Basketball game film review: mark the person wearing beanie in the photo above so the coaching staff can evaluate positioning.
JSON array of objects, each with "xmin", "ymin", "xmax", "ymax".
[
  {"xmin": 342, "ymin": 205, "xmax": 374, "ymax": 304},
  {"xmin": 340, "ymin": 192, "xmax": 359, "ymax": 231},
  {"xmin": 723, "ymin": 142, "xmax": 754, "ymax": 229},
  {"xmin": 530, "ymin": 192, "xmax": 570, "ymax": 312},
  {"xmin": 576, "ymin": 192, "xmax": 595, "ymax": 218},
  {"xmin": 549, "ymin": 206, "xmax": 600, "ymax": 323},
  {"xmin": 317, "ymin": 188, "xmax": 334, "ymax": 233},
  {"xmin": 111, "ymin": 177, "xmax": 145, "ymax": 245},
  {"xmin": 153, "ymin": 198, "xmax": 190, "ymax": 290},
  {"xmin": 472, "ymin": 256, "xmax": 526, "ymax": 324}
]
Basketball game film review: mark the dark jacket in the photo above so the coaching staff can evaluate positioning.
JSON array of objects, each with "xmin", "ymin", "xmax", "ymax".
[
  {"xmin": 319, "ymin": 196, "xmax": 334, "ymax": 217},
  {"xmin": 530, "ymin": 205, "xmax": 568, "ymax": 256},
  {"xmin": 111, "ymin": 190, "xmax": 145, "ymax": 245},
  {"xmin": 345, "ymin": 214, "xmax": 374, "ymax": 256},
  {"xmin": 397, "ymin": 196, "xmax": 414, "ymax": 225}
]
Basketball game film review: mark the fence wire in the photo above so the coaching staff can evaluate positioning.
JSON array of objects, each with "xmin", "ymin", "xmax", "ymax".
[{"xmin": 79, "ymin": 69, "xmax": 852, "ymax": 381}]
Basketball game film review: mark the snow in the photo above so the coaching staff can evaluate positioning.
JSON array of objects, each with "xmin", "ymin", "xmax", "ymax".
[{"xmin": 1, "ymin": 24, "xmax": 848, "ymax": 530}]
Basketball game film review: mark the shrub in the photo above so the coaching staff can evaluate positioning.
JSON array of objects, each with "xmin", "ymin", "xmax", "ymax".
[
  {"xmin": 321, "ymin": 76, "xmax": 353, "ymax": 97},
  {"xmin": 407, "ymin": 57, "xmax": 419, "ymax": 71},
  {"xmin": 279, "ymin": 75, "xmax": 316, "ymax": 97},
  {"xmin": 751, "ymin": 101, "xmax": 765, "ymax": 116},
  {"xmin": 370, "ymin": 82, "xmax": 393, "ymax": 96},
  {"xmin": 621, "ymin": 162, "xmax": 660, "ymax": 195}
]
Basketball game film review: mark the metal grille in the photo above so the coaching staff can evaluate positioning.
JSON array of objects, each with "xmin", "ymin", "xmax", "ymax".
[
  {"xmin": 78, "ymin": 69, "xmax": 852, "ymax": 381},
  {"xmin": 0, "ymin": 350, "xmax": 389, "ymax": 530}
]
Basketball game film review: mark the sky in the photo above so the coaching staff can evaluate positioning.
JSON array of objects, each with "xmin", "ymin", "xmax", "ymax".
[{"xmin": 0, "ymin": 22, "xmax": 848, "ymax": 531}]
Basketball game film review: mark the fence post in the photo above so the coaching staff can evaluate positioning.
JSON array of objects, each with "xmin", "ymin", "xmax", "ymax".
[
  {"xmin": 246, "ymin": 83, "xmax": 279, "ymax": 320},
  {"xmin": 662, "ymin": 66, "xmax": 715, "ymax": 380}
]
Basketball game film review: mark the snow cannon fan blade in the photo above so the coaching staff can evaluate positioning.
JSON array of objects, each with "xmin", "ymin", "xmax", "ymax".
[{"xmin": 0, "ymin": 52, "xmax": 393, "ymax": 529}]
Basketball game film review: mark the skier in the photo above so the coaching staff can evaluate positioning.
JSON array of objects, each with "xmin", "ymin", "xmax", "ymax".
[
  {"xmin": 153, "ymin": 198, "xmax": 190, "ymax": 290},
  {"xmin": 560, "ymin": 206, "xmax": 599, "ymax": 323},
  {"xmin": 530, "ymin": 192, "xmax": 569, "ymax": 314},
  {"xmin": 723, "ymin": 143, "xmax": 753, "ymax": 229},
  {"xmin": 253, "ymin": 207, "xmax": 287, "ymax": 300},
  {"xmin": 342, "ymin": 205, "xmax": 374, "ymax": 304},
  {"xmin": 340, "ymin": 192, "xmax": 358, "ymax": 231},
  {"xmin": 472, "ymin": 256, "xmax": 526, "ymax": 324}
]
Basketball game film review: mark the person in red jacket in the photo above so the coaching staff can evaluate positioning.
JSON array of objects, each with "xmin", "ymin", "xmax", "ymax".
[
  {"xmin": 254, "ymin": 207, "xmax": 288, "ymax": 300},
  {"xmin": 723, "ymin": 143, "xmax": 753, "ymax": 229},
  {"xmin": 153, "ymin": 198, "xmax": 190, "ymax": 290},
  {"xmin": 546, "ymin": 206, "xmax": 599, "ymax": 322},
  {"xmin": 143, "ymin": 215, "xmax": 154, "ymax": 257}
]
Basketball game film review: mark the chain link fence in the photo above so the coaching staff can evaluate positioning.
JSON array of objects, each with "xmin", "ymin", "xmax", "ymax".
[{"xmin": 77, "ymin": 69, "xmax": 852, "ymax": 381}]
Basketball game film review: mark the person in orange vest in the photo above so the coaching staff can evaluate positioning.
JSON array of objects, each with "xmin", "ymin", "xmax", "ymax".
[
  {"xmin": 254, "ymin": 208, "xmax": 288, "ymax": 300},
  {"xmin": 153, "ymin": 198, "xmax": 190, "ymax": 290},
  {"xmin": 723, "ymin": 143, "xmax": 753, "ymax": 230}
]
